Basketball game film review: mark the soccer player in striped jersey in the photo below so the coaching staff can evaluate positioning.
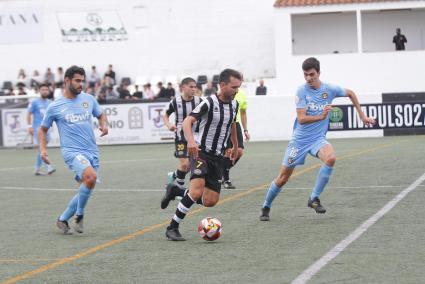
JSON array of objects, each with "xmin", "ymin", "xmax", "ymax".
[
  {"xmin": 259, "ymin": 57, "xmax": 375, "ymax": 221},
  {"xmin": 162, "ymin": 69, "xmax": 242, "ymax": 241},
  {"xmin": 162, "ymin": 77, "xmax": 202, "ymax": 198}
]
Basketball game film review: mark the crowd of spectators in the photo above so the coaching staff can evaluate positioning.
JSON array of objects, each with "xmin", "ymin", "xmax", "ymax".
[{"xmin": 2, "ymin": 65, "xmax": 268, "ymax": 104}]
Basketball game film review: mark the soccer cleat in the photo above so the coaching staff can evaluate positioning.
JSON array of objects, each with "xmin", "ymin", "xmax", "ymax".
[
  {"xmin": 222, "ymin": 180, "xmax": 236, "ymax": 189},
  {"xmin": 47, "ymin": 168, "xmax": 56, "ymax": 175},
  {"xmin": 167, "ymin": 171, "xmax": 175, "ymax": 184},
  {"xmin": 34, "ymin": 171, "xmax": 43, "ymax": 176},
  {"xmin": 259, "ymin": 207, "xmax": 270, "ymax": 221},
  {"xmin": 165, "ymin": 226, "xmax": 186, "ymax": 241},
  {"xmin": 160, "ymin": 183, "xmax": 178, "ymax": 209},
  {"xmin": 56, "ymin": 219, "xmax": 72, "ymax": 235},
  {"xmin": 308, "ymin": 197, "xmax": 327, "ymax": 214},
  {"xmin": 73, "ymin": 215, "xmax": 84, "ymax": 233}
]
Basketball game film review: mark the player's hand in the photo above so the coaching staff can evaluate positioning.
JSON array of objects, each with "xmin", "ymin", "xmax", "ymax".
[
  {"xmin": 41, "ymin": 150, "xmax": 50, "ymax": 164},
  {"xmin": 321, "ymin": 105, "xmax": 332, "ymax": 120},
  {"xmin": 99, "ymin": 124, "xmax": 109, "ymax": 137},
  {"xmin": 187, "ymin": 140, "xmax": 199, "ymax": 158},
  {"xmin": 361, "ymin": 116, "xmax": 376, "ymax": 127},
  {"xmin": 244, "ymin": 130, "xmax": 250, "ymax": 141},
  {"xmin": 169, "ymin": 125, "xmax": 176, "ymax": 132},
  {"xmin": 28, "ymin": 126, "xmax": 34, "ymax": 135}
]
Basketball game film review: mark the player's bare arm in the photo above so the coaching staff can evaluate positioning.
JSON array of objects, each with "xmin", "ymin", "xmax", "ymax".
[
  {"xmin": 182, "ymin": 115, "xmax": 198, "ymax": 158},
  {"xmin": 98, "ymin": 113, "xmax": 109, "ymax": 137},
  {"xmin": 345, "ymin": 89, "xmax": 376, "ymax": 126},
  {"xmin": 27, "ymin": 112, "xmax": 34, "ymax": 135},
  {"xmin": 230, "ymin": 122, "xmax": 238, "ymax": 162},
  {"xmin": 296, "ymin": 106, "xmax": 331, "ymax": 124},
  {"xmin": 38, "ymin": 126, "xmax": 50, "ymax": 164},
  {"xmin": 240, "ymin": 109, "xmax": 250, "ymax": 141},
  {"xmin": 163, "ymin": 113, "xmax": 176, "ymax": 132}
]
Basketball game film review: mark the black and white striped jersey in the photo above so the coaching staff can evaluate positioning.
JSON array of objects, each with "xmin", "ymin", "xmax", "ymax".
[
  {"xmin": 189, "ymin": 94, "xmax": 239, "ymax": 156},
  {"xmin": 166, "ymin": 94, "xmax": 203, "ymax": 141}
]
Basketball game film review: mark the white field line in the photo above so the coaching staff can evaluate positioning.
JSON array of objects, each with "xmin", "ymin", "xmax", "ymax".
[
  {"xmin": 291, "ymin": 172, "xmax": 425, "ymax": 284},
  {"xmin": 0, "ymin": 185, "xmax": 423, "ymax": 192}
]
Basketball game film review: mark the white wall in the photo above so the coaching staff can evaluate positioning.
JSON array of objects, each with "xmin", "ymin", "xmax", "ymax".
[
  {"xmin": 362, "ymin": 9, "xmax": 425, "ymax": 52},
  {"xmin": 292, "ymin": 12, "xmax": 358, "ymax": 55},
  {"xmin": 0, "ymin": 0, "xmax": 276, "ymax": 84},
  {"xmin": 274, "ymin": 1, "xmax": 425, "ymax": 95}
]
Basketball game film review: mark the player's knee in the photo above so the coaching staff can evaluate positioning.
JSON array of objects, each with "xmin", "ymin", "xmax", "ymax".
[
  {"xmin": 203, "ymin": 198, "xmax": 218, "ymax": 207},
  {"xmin": 325, "ymin": 155, "xmax": 336, "ymax": 167},
  {"xmin": 181, "ymin": 161, "xmax": 190, "ymax": 172},
  {"xmin": 83, "ymin": 171, "xmax": 97, "ymax": 188}
]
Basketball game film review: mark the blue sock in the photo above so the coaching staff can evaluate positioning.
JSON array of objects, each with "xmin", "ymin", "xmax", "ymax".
[
  {"xmin": 35, "ymin": 152, "xmax": 42, "ymax": 170},
  {"xmin": 262, "ymin": 181, "xmax": 283, "ymax": 209},
  {"xmin": 76, "ymin": 184, "xmax": 92, "ymax": 216},
  {"xmin": 310, "ymin": 164, "xmax": 333, "ymax": 199},
  {"xmin": 59, "ymin": 194, "xmax": 79, "ymax": 221}
]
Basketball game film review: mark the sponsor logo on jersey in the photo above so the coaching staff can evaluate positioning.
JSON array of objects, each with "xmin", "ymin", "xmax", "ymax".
[{"xmin": 65, "ymin": 111, "xmax": 90, "ymax": 123}]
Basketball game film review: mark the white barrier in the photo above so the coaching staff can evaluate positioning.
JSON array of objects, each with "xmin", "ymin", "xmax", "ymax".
[{"xmin": 1, "ymin": 102, "xmax": 174, "ymax": 147}]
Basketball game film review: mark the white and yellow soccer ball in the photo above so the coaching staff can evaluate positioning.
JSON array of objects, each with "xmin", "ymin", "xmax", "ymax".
[{"xmin": 198, "ymin": 217, "xmax": 222, "ymax": 241}]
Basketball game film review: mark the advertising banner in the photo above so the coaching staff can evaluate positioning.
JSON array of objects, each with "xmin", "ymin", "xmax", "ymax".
[
  {"xmin": 0, "ymin": 7, "xmax": 43, "ymax": 44},
  {"xmin": 1, "ymin": 102, "xmax": 174, "ymax": 147},
  {"xmin": 328, "ymin": 102, "xmax": 425, "ymax": 131},
  {"xmin": 57, "ymin": 11, "xmax": 128, "ymax": 42}
]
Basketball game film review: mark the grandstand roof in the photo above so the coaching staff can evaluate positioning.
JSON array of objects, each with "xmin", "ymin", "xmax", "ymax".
[{"xmin": 274, "ymin": 0, "xmax": 403, "ymax": 8}]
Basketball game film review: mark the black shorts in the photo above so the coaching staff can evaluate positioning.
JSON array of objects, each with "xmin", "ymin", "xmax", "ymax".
[
  {"xmin": 174, "ymin": 140, "xmax": 188, "ymax": 158},
  {"xmin": 190, "ymin": 151, "xmax": 224, "ymax": 193},
  {"xmin": 226, "ymin": 122, "xmax": 244, "ymax": 150}
]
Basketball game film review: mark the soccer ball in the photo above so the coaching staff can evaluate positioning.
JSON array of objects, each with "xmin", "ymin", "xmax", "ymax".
[{"xmin": 198, "ymin": 217, "xmax": 222, "ymax": 241}]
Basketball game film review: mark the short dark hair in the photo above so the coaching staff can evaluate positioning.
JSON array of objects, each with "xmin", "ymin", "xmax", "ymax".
[
  {"xmin": 180, "ymin": 77, "xmax": 196, "ymax": 85},
  {"xmin": 39, "ymin": 83, "xmax": 49, "ymax": 89},
  {"xmin": 64, "ymin": 66, "xmax": 86, "ymax": 79},
  {"xmin": 302, "ymin": 57, "xmax": 320, "ymax": 72},
  {"xmin": 219, "ymin": 69, "xmax": 242, "ymax": 84}
]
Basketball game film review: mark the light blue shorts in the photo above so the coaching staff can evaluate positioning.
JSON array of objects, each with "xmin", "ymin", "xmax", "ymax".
[
  {"xmin": 68, "ymin": 154, "xmax": 100, "ymax": 183},
  {"xmin": 282, "ymin": 138, "xmax": 329, "ymax": 168}
]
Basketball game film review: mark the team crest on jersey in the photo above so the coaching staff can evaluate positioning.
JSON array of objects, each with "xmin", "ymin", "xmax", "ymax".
[
  {"xmin": 322, "ymin": 93, "xmax": 328, "ymax": 99},
  {"xmin": 214, "ymin": 106, "xmax": 219, "ymax": 112},
  {"xmin": 288, "ymin": 158, "xmax": 293, "ymax": 164},
  {"xmin": 82, "ymin": 102, "xmax": 89, "ymax": 108},
  {"xmin": 178, "ymin": 104, "xmax": 182, "ymax": 108}
]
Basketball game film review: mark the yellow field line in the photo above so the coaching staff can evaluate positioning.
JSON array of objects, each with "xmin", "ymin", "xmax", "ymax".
[{"xmin": 1, "ymin": 143, "xmax": 392, "ymax": 284}]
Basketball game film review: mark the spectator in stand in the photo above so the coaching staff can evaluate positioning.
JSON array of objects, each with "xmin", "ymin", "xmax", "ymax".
[
  {"xmin": 17, "ymin": 69, "xmax": 28, "ymax": 86},
  {"xmin": 97, "ymin": 87, "xmax": 107, "ymax": 103},
  {"xmin": 156, "ymin": 82, "xmax": 168, "ymax": 99},
  {"xmin": 44, "ymin": 68, "xmax": 55, "ymax": 87},
  {"xmin": 118, "ymin": 84, "xmax": 131, "ymax": 100},
  {"xmin": 30, "ymin": 70, "xmax": 43, "ymax": 88},
  {"xmin": 164, "ymin": 82, "xmax": 176, "ymax": 99},
  {"xmin": 143, "ymin": 83, "xmax": 155, "ymax": 100},
  {"xmin": 104, "ymin": 64, "xmax": 116, "ymax": 86},
  {"xmin": 56, "ymin": 67, "xmax": 64, "ymax": 88},
  {"xmin": 105, "ymin": 85, "xmax": 119, "ymax": 100},
  {"xmin": 85, "ymin": 86, "xmax": 95, "ymax": 96},
  {"xmin": 393, "ymin": 28, "xmax": 407, "ymax": 51},
  {"xmin": 203, "ymin": 82, "xmax": 217, "ymax": 97},
  {"xmin": 133, "ymin": 85, "xmax": 144, "ymax": 99},
  {"xmin": 195, "ymin": 85, "xmax": 203, "ymax": 97},
  {"xmin": 256, "ymin": 79, "xmax": 267, "ymax": 96},
  {"xmin": 17, "ymin": 83, "xmax": 27, "ymax": 96},
  {"xmin": 89, "ymin": 66, "xmax": 101, "ymax": 89}
]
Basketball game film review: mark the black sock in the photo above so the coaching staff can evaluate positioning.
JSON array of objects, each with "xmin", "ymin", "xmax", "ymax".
[
  {"xmin": 175, "ymin": 169, "xmax": 187, "ymax": 185},
  {"xmin": 170, "ymin": 193, "xmax": 195, "ymax": 228},
  {"xmin": 175, "ymin": 187, "xmax": 187, "ymax": 197},
  {"xmin": 223, "ymin": 157, "xmax": 232, "ymax": 181}
]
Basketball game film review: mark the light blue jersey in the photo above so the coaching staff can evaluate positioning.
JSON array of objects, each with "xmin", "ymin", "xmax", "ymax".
[
  {"xmin": 28, "ymin": 98, "xmax": 51, "ymax": 144},
  {"xmin": 292, "ymin": 82, "xmax": 346, "ymax": 144},
  {"xmin": 283, "ymin": 82, "xmax": 346, "ymax": 168},
  {"xmin": 41, "ymin": 93, "xmax": 102, "ymax": 166}
]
